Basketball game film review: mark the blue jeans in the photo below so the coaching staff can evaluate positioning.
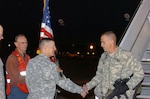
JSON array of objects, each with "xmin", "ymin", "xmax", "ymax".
[{"xmin": 7, "ymin": 86, "xmax": 28, "ymax": 99}]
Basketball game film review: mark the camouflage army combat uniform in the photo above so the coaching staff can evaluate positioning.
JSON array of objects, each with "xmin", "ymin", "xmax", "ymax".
[
  {"xmin": 0, "ymin": 59, "xmax": 5, "ymax": 99},
  {"xmin": 26, "ymin": 54, "xmax": 83, "ymax": 99},
  {"xmin": 86, "ymin": 47, "xmax": 144, "ymax": 99}
]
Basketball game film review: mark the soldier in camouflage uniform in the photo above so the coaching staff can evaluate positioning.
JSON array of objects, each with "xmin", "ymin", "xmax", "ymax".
[
  {"xmin": 26, "ymin": 38, "xmax": 86, "ymax": 99},
  {"xmin": 0, "ymin": 25, "xmax": 5, "ymax": 99},
  {"xmin": 83, "ymin": 31, "xmax": 144, "ymax": 99}
]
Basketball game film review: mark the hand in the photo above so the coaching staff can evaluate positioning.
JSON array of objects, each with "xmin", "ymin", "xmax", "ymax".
[
  {"xmin": 81, "ymin": 90, "xmax": 87, "ymax": 98},
  {"xmin": 80, "ymin": 85, "xmax": 89, "ymax": 98},
  {"xmin": 83, "ymin": 85, "xmax": 89, "ymax": 94},
  {"xmin": 56, "ymin": 67, "xmax": 63, "ymax": 72}
]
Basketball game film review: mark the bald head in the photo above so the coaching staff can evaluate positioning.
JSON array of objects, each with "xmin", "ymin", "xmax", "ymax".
[
  {"xmin": 101, "ymin": 31, "xmax": 117, "ymax": 44},
  {"xmin": 39, "ymin": 38, "xmax": 54, "ymax": 49},
  {"xmin": 39, "ymin": 38, "xmax": 56, "ymax": 57},
  {"xmin": 100, "ymin": 31, "xmax": 118, "ymax": 53},
  {"xmin": 0, "ymin": 25, "xmax": 3, "ymax": 31},
  {"xmin": 0, "ymin": 25, "xmax": 4, "ymax": 40}
]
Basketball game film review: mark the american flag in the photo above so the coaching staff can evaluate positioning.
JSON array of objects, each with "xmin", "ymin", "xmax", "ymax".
[
  {"xmin": 37, "ymin": 0, "xmax": 53, "ymax": 54},
  {"xmin": 40, "ymin": 0, "xmax": 53, "ymax": 40}
]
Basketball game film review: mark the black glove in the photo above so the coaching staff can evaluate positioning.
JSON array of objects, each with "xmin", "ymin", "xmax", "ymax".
[{"xmin": 119, "ymin": 84, "xmax": 129, "ymax": 95}]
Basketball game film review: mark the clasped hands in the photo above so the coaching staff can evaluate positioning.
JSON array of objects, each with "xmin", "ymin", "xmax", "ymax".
[{"xmin": 80, "ymin": 85, "xmax": 89, "ymax": 98}]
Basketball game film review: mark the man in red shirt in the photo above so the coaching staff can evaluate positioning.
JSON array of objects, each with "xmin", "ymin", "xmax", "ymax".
[{"xmin": 6, "ymin": 34, "xmax": 30, "ymax": 99}]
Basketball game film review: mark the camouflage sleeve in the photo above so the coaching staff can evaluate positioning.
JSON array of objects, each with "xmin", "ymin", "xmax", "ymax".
[
  {"xmin": 86, "ymin": 53, "xmax": 106, "ymax": 90},
  {"xmin": 51, "ymin": 59, "xmax": 83, "ymax": 94},
  {"xmin": 125, "ymin": 53, "xmax": 144, "ymax": 90},
  {"xmin": 0, "ymin": 59, "xmax": 6, "ymax": 99},
  {"xmin": 57, "ymin": 72, "xmax": 83, "ymax": 94}
]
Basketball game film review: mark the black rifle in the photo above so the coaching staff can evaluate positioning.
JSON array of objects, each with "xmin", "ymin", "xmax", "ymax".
[{"xmin": 106, "ymin": 78, "xmax": 130, "ymax": 99}]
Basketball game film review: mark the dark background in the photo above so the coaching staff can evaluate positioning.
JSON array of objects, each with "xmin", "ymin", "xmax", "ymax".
[
  {"xmin": 0, "ymin": 0, "xmax": 141, "ymax": 58},
  {"xmin": 0, "ymin": 0, "xmax": 141, "ymax": 98}
]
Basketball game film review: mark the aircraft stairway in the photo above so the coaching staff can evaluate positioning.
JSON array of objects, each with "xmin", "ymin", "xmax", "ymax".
[{"xmin": 119, "ymin": 0, "xmax": 150, "ymax": 98}]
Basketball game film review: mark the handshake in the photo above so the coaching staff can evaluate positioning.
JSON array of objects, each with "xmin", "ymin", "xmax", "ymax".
[
  {"xmin": 80, "ymin": 85, "xmax": 89, "ymax": 98},
  {"xmin": 80, "ymin": 78, "xmax": 130, "ymax": 99}
]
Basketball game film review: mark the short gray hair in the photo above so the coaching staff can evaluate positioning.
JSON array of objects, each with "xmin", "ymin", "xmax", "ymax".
[
  {"xmin": 39, "ymin": 38, "xmax": 54, "ymax": 49},
  {"xmin": 101, "ymin": 31, "xmax": 117, "ymax": 44}
]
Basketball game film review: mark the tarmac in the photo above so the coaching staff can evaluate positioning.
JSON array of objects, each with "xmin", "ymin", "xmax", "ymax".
[{"xmin": 55, "ymin": 56, "xmax": 99, "ymax": 99}]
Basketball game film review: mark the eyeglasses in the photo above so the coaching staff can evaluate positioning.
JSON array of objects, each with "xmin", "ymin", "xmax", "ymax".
[{"xmin": 16, "ymin": 42, "xmax": 28, "ymax": 44}]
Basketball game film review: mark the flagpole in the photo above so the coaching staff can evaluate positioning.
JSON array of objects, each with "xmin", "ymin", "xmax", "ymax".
[{"xmin": 36, "ymin": 0, "xmax": 54, "ymax": 54}]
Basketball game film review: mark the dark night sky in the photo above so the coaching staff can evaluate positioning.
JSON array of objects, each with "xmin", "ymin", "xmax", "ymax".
[
  {"xmin": 51, "ymin": 0, "xmax": 141, "ymax": 43},
  {"xmin": 0, "ymin": 0, "xmax": 141, "ymax": 57}
]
